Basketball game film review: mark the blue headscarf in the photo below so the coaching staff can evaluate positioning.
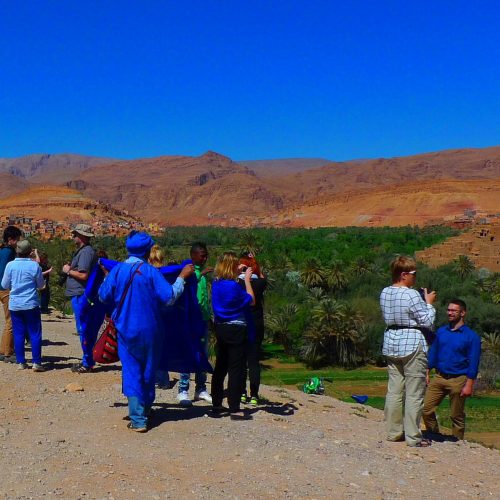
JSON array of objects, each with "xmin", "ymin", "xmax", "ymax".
[{"xmin": 125, "ymin": 231, "xmax": 154, "ymax": 257}]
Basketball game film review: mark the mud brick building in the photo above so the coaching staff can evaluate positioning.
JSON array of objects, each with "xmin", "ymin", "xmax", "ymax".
[{"xmin": 416, "ymin": 224, "xmax": 500, "ymax": 272}]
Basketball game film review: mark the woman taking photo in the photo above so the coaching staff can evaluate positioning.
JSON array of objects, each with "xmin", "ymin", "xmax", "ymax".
[{"xmin": 211, "ymin": 252, "xmax": 255, "ymax": 420}]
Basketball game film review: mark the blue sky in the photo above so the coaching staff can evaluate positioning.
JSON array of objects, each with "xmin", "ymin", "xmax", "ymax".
[{"xmin": 1, "ymin": 1, "xmax": 499, "ymax": 161}]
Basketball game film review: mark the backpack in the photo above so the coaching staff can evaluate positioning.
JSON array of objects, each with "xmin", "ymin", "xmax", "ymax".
[{"xmin": 302, "ymin": 376, "xmax": 325, "ymax": 395}]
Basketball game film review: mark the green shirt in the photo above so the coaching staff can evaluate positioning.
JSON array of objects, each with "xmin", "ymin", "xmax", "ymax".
[{"xmin": 195, "ymin": 265, "xmax": 211, "ymax": 321}]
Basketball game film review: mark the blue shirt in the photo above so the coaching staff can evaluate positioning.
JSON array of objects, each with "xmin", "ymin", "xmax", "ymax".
[
  {"xmin": 1, "ymin": 258, "xmax": 45, "ymax": 311},
  {"xmin": 427, "ymin": 324, "xmax": 481, "ymax": 379},
  {"xmin": 212, "ymin": 279, "xmax": 253, "ymax": 324},
  {"xmin": 0, "ymin": 246, "xmax": 16, "ymax": 291}
]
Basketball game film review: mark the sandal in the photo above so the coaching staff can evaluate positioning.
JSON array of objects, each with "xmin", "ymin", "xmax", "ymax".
[{"xmin": 71, "ymin": 363, "xmax": 93, "ymax": 373}]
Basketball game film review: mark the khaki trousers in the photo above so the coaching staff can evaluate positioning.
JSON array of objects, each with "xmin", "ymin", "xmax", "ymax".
[
  {"xmin": 385, "ymin": 346, "xmax": 427, "ymax": 446},
  {"xmin": 0, "ymin": 289, "xmax": 14, "ymax": 356},
  {"xmin": 423, "ymin": 373, "xmax": 468, "ymax": 439}
]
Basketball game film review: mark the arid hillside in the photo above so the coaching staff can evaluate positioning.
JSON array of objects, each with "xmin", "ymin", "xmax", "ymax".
[
  {"xmin": 67, "ymin": 151, "xmax": 290, "ymax": 225},
  {"xmin": 0, "ymin": 153, "xmax": 115, "ymax": 184},
  {"xmin": 0, "ymin": 185, "xmax": 137, "ymax": 226},
  {"xmin": 239, "ymin": 158, "xmax": 331, "ymax": 178},
  {"xmin": 1, "ymin": 146, "xmax": 500, "ymax": 227},
  {"xmin": 278, "ymin": 179, "xmax": 500, "ymax": 228},
  {"xmin": 0, "ymin": 172, "xmax": 29, "ymax": 198}
]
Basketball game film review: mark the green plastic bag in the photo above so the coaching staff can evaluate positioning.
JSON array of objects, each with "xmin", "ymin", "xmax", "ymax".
[{"xmin": 302, "ymin": 376, "xmax": 325, "ymax": 395}]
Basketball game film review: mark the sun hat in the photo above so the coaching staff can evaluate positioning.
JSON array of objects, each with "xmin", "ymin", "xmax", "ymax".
[
  {"xmin": 125, "ymin": 231, "xmax": 155, "ymax": 257},
  {"xmin": 72, "ymin": 223, "xmax": 94, "ymax": 238},
  {"xmin": 16, "ymin": 239, "xmax": 32, "ymax": 255}
]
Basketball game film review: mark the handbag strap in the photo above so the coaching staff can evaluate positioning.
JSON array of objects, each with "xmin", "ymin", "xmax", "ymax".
[{"xmin": 113, "ymin": 262, "xmax": 143, "ymax": 321}]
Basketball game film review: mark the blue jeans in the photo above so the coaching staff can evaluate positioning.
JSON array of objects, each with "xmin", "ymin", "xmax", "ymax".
[
  {"xmin": 71, "ymin": 295, "xmax": 99, "ymax": 368},
  {"xmin": 11, "ymin": 307, "xmax": 42, "ymax": 364},
  {"xmin": 179, "ymin": 325, "xmax": 208, "ymax": 394},
  {"xmin": 128, "ymin": 396, "xmax": 149, "ymax": 428}
]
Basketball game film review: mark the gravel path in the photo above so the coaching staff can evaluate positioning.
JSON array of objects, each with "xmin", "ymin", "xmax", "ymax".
[{"xmin": 0, "ymin": 312, "xmax": 498, "ymax": 499}]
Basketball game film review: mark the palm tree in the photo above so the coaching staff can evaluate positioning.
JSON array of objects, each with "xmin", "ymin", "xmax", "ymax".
[
  {"xmin": 350, "ymin": 258, "xmax": 372, "ymax": 277},
  {"xmin": 300, "ymin": 258, "xmax": 325, "ymax": 288},
  {"xmin": 266, "ymin": 304, "xmax": 298, "ymax": 355},
  {"xmin": 307, "ymin": 287, "xmax": 327, "ymax": 304},
  {"xmin": 301, "ymin": 298, "xmax": 365, "ymax": 368},
  {"xmin": 324, "ymin": 262, "xmax": 348, "ymax": 294},
  {"xmin": 478, "ymin": 273, "xmax": 500, "ymax": 304},
  {"xmin": 238, "ymin": 231, "xmax": 262, "ymax": 257},
  {"xmin": 453, "ymin": 255, "xmax": 475, "ymax": 282}
]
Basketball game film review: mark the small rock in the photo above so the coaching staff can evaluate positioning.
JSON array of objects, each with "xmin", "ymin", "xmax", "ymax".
[
  {"xmin": 64, "ymin": 383, "xmax": 84, "ymax": 392},
  {"xmin": 311, "ymin": 430, "xmax": 325, "ymax": 439}
]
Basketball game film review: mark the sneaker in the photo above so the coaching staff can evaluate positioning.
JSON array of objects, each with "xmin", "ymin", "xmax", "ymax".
[
  {"xmin": 194, "ymin": 390, "xmax": 212, "ymax": 403},
  {"xmin": 3, "ymin": 355, "xmax": 17, "ymax": 364},
  {"xmin": 32, "ymin": 363, "xmax": 46, "ymax": 372},
  {"xmin": 127, "ymin": 422, "xmax": 147, "ymax": 433},
  {"xmin": 241, "ymin": 394, "xmax": 248, "ymax": 404},
  {"xmin": 249, "ymin": 397, "xmax": 259, "ymax": 406},
  {"xmin": 17, "ymin": 363, "xmax": 28, "ymax": 370},
  {"xmin": 177, "ymin": 391, "xmax": 193, "ymax": 407},
  {"xmin": 71, "ymin": 363, "xmax": 93, "ymax": 373}
]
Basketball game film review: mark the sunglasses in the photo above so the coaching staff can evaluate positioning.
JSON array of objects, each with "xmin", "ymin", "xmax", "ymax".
[{"xmin": 406, "ymin": 270, "xmax": 417, "ymax": 275}]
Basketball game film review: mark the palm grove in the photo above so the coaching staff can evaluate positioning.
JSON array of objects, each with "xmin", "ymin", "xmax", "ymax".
[{"xmin": 33, "ymin": 226, "xmax": 499, "ymax": 387}]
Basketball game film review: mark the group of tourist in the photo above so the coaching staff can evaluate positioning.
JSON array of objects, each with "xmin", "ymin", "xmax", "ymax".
[
  {"xmin": 0, "ymin": 225, "xmax": 481, "ymax": 440},
  {"xmin": 380, "ymin": 256, "xmax": 481, "ymax": 446},
  {"xmin": 0, "ymin": 225, "xmax": 267, "ymax": 431}
]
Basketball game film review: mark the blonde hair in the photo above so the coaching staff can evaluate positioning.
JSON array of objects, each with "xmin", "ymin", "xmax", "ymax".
[
  {"xmin": 390, "ymin": 256, "xmax": 416, "ymax": 283},
  {"xmin": 148, "ymin": 244, "xmax": 166, "ymax": 268},
  {"xmin": 214, "ymin": 252, "xmax": 239, "ymax": 280}
]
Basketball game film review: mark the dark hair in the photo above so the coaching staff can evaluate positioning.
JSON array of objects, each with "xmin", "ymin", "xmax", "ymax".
[
  {"xmin": 2, "ymin": 226, "xmax": 22, "ymax": 244},
  {"xmin": 449, "ymin": 299, "xmax": 467, "ymax": 312},
  {"xmin": 96, "ymin": 249, "xmax": 108, "ymax": 259},
  {"xmin": 190, "ymin": 242, "xmax": 208, "ymax": 254}
]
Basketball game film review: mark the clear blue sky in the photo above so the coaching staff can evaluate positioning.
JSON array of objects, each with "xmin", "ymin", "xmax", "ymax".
[{"xmin": 1, "ymin": 1, "xmax": 499, "ymax": 161}]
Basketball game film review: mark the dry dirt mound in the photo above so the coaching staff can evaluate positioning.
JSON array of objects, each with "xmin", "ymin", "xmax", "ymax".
[{"xmin": 0, "ymin": 313, "xmax": 498, "ymax": 499}]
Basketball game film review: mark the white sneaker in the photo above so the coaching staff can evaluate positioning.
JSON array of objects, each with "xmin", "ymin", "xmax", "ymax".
[
  {"xmin": 177, "ymin": 391, "xmax": 193, "ymax": 407},
  {"xmin": 32, "ymin": 363, "xmax": 46, "ymax": 372},
  {"xmin": 194, "ymin": 390, "xmax": 212, "ymax": 403}
]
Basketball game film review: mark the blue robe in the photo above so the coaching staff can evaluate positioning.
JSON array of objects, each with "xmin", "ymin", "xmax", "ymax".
[
  {"xmin": 85, "ymin": 257, "xmax": 211, "ymax": 404},
  {"xmin": 98, "ymin": 257, "xmax": 176, "ymax": 404}
]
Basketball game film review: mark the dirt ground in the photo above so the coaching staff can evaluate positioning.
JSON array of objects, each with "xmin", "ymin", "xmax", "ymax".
[{"xmin": 0, "ymin": 312, "xmax": 499, "ymax": 499}]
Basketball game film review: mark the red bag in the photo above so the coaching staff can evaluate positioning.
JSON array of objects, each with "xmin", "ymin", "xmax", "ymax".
[
  {"xmin": 92, "ymin": 262, "xmax": 143, "ymax": 365},
  {"xmin": 93, "ymin": 317, "xmax": 119, "ymax": 364}
]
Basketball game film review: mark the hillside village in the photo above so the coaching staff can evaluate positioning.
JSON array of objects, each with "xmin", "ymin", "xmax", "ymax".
[
  {"xmin": 412, "ymin": 208, "xmax": 500, "ymax": 271},
  {"xmin": 0, "ymin": 214, "xmax": 165, "ymax": 240}
]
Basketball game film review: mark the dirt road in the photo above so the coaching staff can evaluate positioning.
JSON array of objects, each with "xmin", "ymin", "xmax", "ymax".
[{"xmin": 0, "ymin": 312, "xmax": 498, "ymax": 499}]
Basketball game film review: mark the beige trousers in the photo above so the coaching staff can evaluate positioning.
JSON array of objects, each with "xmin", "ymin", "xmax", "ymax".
[
  {"xmin": 384, "ymin": 346, "xmax": 427, "ymax": 446},
  {"xmin": 423, "ymin": 373, "xmax": 468, "ymax": 439},
  {"xmin": 0, "ymin": 289, "xmax": 14, "ymax": 356}
]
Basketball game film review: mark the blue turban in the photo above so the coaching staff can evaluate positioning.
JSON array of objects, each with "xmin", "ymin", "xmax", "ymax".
[{"xmin": 126, "ymin": 231, "xmax": 155, "ymax": 257}]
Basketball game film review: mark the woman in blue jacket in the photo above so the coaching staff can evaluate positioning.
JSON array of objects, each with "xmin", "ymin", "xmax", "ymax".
[
  {"xmin": 99, "ymin": 231, "xmax": 193, "ymax": 432},
  {"xmin": 211, "ymin": 252, "xmax": 255, "ymax": 419}
]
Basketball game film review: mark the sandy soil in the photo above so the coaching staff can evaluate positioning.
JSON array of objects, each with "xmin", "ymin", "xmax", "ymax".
[{"xmin": 0, "ymin": 312, "xmax": 499, "ymax": 499}]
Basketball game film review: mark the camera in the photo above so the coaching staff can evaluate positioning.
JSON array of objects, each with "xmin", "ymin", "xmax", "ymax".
[
  {"xmin": 241, "ymin": 266, "xmax": 248, "ymax": 272},
  {"xmin": 58, "ymin": 271, "xmax": 68, "ymax": 286},
  {"xmin": 418, "ymin": 288, "xmax": 426, "ymax": 300}
]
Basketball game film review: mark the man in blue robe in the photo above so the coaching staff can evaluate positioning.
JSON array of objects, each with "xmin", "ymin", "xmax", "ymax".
[{"xmin": 98, "ymin": 231, "xmax": 194, "ymax": 432}]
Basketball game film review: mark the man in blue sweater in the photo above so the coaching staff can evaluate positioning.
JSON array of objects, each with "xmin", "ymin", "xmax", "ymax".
[{"xmin": 423, "ymin": 299, "xmax": 481, "ymax": 440}]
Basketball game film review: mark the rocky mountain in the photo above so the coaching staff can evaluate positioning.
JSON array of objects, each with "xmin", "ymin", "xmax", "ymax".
[
  {"xmin": 67, "ymin": 151, "xmax": 290, "ymax": 225},
  {"xmin": 239, "ymin": 158, "xmax": 331, "ymax": 177},
  {"xmin": 0, "ymin": 173, "xmax": 29, "ymax": 199},
  {"xmin": 0, "ymin": 153, "xmax": 116, "ymax": 185},
  {"xmin": 2, "ymin": 146, "xmax": 500, "ymax": 227}
]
